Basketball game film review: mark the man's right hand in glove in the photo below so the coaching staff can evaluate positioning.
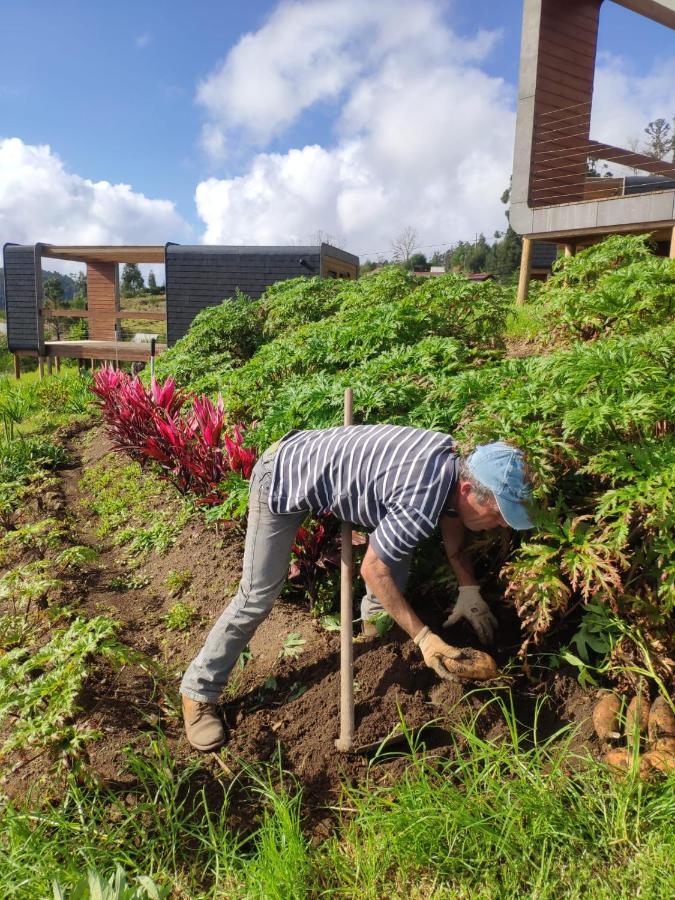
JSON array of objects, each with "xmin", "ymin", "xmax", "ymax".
[{"xmin": 414, "ymin": 626, "xmax": 497, "ymax": 681}]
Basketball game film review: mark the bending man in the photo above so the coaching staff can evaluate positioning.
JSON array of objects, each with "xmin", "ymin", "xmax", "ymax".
[{"xmin": 181, "ymin": 424, "xmax": 534, "ymax": 751}]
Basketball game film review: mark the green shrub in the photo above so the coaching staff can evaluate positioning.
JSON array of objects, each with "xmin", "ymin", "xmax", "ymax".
[
  {"xmin": 543, "ymin": 234, "xmax": 674, "ymax": 340},
  {"xmin": 153, "ymin": 290, "xmax": 263, "ymax": 391},
  {"xmin": 261, "ymin": 275, "xmax": 343, "ymax": 338}
]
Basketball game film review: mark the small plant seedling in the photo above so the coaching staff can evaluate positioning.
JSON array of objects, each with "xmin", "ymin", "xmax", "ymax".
[
  {"xmin": 108, "ymin": 573, "xmax": 151, "ymax": 592},
  {"xmin": 164, "ymin": 569, "xmax": 193, "ymax": 597},
  {"xmin": 163, "ymin": 601, "xmax": 198, "ymax": 632},
  {"xmin": 319, "ymin": 613, "xmax": 341, "ymax": 632},
  {"xmin": 287, "ymin": 682, "xmax": 307, "ymax": 702},
  {"xmin": 368, "ymin": 611, "xmax": 394, "ymax": 637},
  {"xmin": 279, "ymin": 632, "xmax": 306, "ymax": 660},
  {"xmin": 55, "ymin": 545, "xmax": 99, "ymax": 569}
]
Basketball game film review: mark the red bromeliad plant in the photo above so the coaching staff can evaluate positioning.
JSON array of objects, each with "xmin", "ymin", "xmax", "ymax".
[{"xmin": 91, "ymin": 366, "xmax": 256, "ymax": 504}]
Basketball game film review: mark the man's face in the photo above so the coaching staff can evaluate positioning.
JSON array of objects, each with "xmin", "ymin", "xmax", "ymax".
[{"xmin": 455, "ymin": 480, "xmax": 508, "ymax": 531}]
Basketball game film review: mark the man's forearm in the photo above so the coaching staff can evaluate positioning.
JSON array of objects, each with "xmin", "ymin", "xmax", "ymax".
[
  {"xmin": 447, "ymin": 550, "xmax": 478, "ymax": 586},
  {"xmin": 441, "ymin": 516, "xmax": 478, "ymax": 586},
  {"xmin": 361, "ymin": 549, "xmax": 424, "ymax": 640}
]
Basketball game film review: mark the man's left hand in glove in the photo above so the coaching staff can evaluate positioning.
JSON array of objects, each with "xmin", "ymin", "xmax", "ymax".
[{"xmin": 444, "ymin": 585, "xmax": 498, "ymax": 645}]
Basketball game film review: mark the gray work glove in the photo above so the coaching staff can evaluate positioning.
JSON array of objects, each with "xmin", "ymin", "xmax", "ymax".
[
  {"xmin": 443, "ymin": 585, "xmax": 498, "ymax": 646},
  {"xmin": 414, "ymin": 626, "xmax": 497, "ymax": 681}
]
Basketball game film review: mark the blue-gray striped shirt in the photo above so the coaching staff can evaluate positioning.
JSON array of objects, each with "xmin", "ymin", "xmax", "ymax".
[{"xmin": 269, "ymin": 424, "xmax": 458, "ymax": 568}]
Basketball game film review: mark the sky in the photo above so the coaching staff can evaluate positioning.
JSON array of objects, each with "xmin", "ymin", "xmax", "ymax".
[{"xmin": 1, "ymin": 0, "xmax": 674, "ymax": 275}]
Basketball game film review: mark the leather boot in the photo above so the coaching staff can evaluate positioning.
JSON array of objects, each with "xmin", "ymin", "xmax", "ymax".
[{"xmin": 182, "ymin": 695, "xmax": 226, "ymax": 751}]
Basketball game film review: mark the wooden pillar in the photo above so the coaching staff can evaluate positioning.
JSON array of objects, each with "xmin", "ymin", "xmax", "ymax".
[
  {"xmin": 47, "ymin": 356, "xmax": 53, "ymax": 376},
  {"xmin": 55, "ymin": 356, "xmax": 61, "ymax": 373},
  {"xmin": 38, "ymin": 357, "xmax": 45, "ymax": 380},
  {"xmin": 670, "ymin": 224, "xmax": 675, "ymax": 259},
  {"xmin": 564, "ymin": 243, "xmax": 576, "ymax": 257},
  {"xmin": 13, "ymin": 355, "xmax": 21, "ymax": 380},
  {"xmin": 517, "ymin": 237, "xmax": 533, "ymax": 305}
]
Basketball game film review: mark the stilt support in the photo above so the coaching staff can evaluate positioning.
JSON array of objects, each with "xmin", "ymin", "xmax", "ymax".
[
  {"xmin": 13, "ymin": 355, "xmax": 21, "ymax": 380},
  {"xmin": 38, "ymin": 357, "xmax": 45, "ymax": 380},
  {"xmin": 669, "ymin": 224, "xmax": 675, "ymax": 259},
  {"xmin": 516, "ymin": 237, "xmax": 533, "ymax": 305}
]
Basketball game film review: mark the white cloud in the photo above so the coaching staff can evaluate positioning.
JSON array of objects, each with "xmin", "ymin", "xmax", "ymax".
[
  {"xmin": 197, "ymin": 0, "xmax": 500, "ymax": 151},
  {"xmin": 195, "ymin": 0, "xmax": 513, "ymax": 257},
  {"xmin": 592, "ymin": 52, "xmax": 675, "ymax": 161},
  {"xmin": 0, "ymin": 138, "xmax": 189, "ymax": 269}
]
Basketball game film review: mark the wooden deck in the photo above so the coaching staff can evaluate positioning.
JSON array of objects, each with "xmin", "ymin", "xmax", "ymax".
[{"xmin": 16, "ymin": 340, "xmax": 167, "ymax": 362}]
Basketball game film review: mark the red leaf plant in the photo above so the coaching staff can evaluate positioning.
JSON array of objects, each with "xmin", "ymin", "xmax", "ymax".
[
  {"xmin": 91, "ymin": 366, "xmax": 256, "ymax": 504},
  {"xmin": 290, "ymin": 517, "xmax": 367, "ymax": 607}
]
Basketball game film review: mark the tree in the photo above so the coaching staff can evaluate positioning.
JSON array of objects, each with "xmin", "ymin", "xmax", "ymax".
[
  {"xmin": 71, "ymin": 271, "xmax": 87, "ymax": 310},
  {"xmin": 643, "ymin": 118, "xmax": 673, "ymax": 160},
  {"xmin": 391, "ymin": 226, "xmax": 418, "ymax": 265},
  {"xmin": 148, "ymin": 270, "xmax": 157, "ymax": 292},
  {"xmin": 408, "ymin": 252, "xmax": 429, "ymax": 271},
  {"xmin": 43, "ymin": 275, "xmax": 66, "ymax": 339},
  {"xmin": 121, "ymin": 263, "xmax": 144, "ymax": 298}
]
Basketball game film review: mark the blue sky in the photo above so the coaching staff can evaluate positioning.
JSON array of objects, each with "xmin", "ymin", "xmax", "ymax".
[{"xmin": 1, "ymin": 0, "xmax": 674, "ymax": 264}]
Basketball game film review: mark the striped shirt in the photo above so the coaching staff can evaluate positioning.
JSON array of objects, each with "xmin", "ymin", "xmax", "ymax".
[{"xmin": 268, "ymin": 424, "xmax": 458, "ymax": 568}]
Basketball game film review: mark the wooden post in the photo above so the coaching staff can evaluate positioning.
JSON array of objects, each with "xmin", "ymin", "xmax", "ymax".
[
  {"xmin": 335, "ymin": 387, "xmax": 355, "ymax": 753},
  {"xmin": 670, "ymin": 224, "xmax": 675, "ymax": 259},
  {"xmin": 13, "ymin": 355, "xmax": 21, "ymax": 380},
  {"xmin": 38, "ymin": 357, "xmax": 45, "ymax": 380},
  {"xmin": 564, "ymin": 243, "xmax": 575, "ymax": 257},
  {"xmin": 47, "ymin": 356, "xmax": 53, "ymax": 376},
  {"xmin": 517, "ymin": 237, "xmax": 533, "ymax": 305},
  {"xmin": 55, "ymin": 356, "xmax": 61, "ymax": 373}
]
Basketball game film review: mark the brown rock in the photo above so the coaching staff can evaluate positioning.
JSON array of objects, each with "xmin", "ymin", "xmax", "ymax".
[
  {"xmin": 647, "ymin": 696, "xmax": 675, "ymax": 745},
  {"xmin": 592, "ymin": 692, "xmax": 621, "ymax": 741}
]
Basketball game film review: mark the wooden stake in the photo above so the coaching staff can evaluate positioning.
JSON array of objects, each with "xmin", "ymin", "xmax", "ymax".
[
  {"xmin": 516, "ymin": 237, "xmax": 533, "ymax": 305},
  {"xmin": 669, "ymin": 224, "xmax": 675, "ymax": 259},
  {"xmin": 13, "ymin": 355, "xmax": 21, "ymax": 380},
  {"xmin": 47, "ymin": 356, "xmax": 53, "ymax": 376},
  {"xmin": 55, "ymin": 356, "xmax": 61, "ymax": 373},
  {"xmin": 335, "ymin": 388, "xmax": 355, "ymax": 753},
  {"xmin": 564, "ymin": 243, "xmax": 575, "ymax": 257},
  {"xmin": 38, "ymin": 357, "xmax": 45, "ymax": 380}
]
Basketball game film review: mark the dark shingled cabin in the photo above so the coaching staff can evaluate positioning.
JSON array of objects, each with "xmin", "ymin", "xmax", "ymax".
[{"xmin": 2, "ymin": 241, "xmax": 358, "ymax": 376}]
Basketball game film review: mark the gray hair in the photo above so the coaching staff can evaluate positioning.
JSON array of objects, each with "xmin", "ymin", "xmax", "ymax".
[{"xmin": 457, "ymin": 458, "xmax": 497, "ymax": 506}]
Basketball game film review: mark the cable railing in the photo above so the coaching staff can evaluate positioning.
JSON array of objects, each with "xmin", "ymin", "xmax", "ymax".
[{"xmin": 526, "ymin": 99, "xmax": 675, "ymax": 206}]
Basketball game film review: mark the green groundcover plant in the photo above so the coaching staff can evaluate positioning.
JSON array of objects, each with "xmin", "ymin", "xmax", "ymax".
[{"xmin": 151, "ymin": 238, "xmax": 675, "ymax": 669}]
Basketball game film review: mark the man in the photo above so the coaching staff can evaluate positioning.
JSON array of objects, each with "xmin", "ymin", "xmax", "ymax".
[{"xmin": 181, "ymin": 424, "xmax": 534, "ymax": 751}]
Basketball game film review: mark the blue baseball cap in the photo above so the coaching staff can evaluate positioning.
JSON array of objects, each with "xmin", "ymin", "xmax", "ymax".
[{"xmin": 466, "ymin": 442, "xmax": 534, "ymax": 530}]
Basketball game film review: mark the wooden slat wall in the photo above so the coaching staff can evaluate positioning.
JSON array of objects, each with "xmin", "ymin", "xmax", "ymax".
[
  {"xmin": 320, "ymin": 255, "xmax": 358, "ymax": 279},
  {"xmin": 87, "ymin": 262, "xmax": 119, "ymax": 340},
  {"xmin": 530, "ymin": 0, "xmax": 602, "ymax": 207}
]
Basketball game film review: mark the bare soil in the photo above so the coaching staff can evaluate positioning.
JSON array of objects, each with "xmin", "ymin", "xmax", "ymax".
[{"xmin": 2, "ymin": 424, "xmax": 601, "ymax": 816}]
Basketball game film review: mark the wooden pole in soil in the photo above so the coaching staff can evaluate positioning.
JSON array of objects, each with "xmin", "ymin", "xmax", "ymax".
[
  {"xmin": 516, "ymin": 237, "xmax": 533, "ymax": 306},
  {"xmin": 335, "ymin": 388, "xmax": 355, "ymax": 753}
]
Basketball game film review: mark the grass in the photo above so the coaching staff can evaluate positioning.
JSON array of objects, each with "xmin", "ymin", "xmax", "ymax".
[{"xmin": 1, "ymin": 697, "xmax": 673, "ymax": 898}]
